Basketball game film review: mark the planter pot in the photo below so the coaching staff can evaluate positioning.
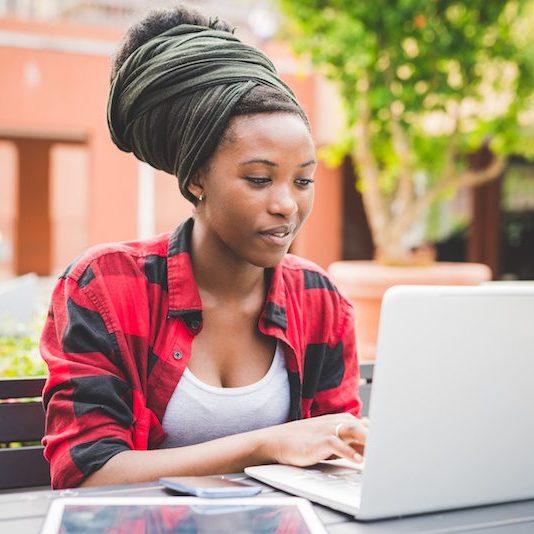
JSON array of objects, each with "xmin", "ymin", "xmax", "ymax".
[{"xmin": 328, "ymin": 261, "xmax": 492, "ymax": 361}]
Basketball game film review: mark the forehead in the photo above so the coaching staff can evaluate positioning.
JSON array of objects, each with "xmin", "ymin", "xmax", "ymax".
[{"xmin": 221, "ymin": 113, "xmax": 314, "ymax": 158}]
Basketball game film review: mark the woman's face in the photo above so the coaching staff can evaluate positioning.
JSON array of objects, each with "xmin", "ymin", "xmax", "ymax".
[{"xmin": 193, "ymin": 112, "xmax": 316, "ymax": 268}]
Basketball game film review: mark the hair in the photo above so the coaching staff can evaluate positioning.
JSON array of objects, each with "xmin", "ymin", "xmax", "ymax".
[{"xmin": 111, "ymin": 5, "xmax": 309, "ymax": 196}]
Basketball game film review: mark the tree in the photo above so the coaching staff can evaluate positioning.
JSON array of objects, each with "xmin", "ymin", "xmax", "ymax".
[{"xmin": 278, "ymin": 0, "xmax": 534, "ymax": 263}]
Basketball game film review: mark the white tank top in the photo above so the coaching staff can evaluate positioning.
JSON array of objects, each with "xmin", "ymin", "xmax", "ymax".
[{"xmin": 159, "ymin": 344, "xmax": 290, "ymax": 448}]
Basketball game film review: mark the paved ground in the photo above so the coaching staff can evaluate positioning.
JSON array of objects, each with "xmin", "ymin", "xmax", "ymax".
[{"xmin": 36, "ymin": 277, "xmax": 55, "ymax": 313}]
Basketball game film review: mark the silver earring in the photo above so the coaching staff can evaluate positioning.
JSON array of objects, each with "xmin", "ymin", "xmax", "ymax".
[{"xmin": 198, "ymin": 192, "xmax": 205, "ymax": 202}]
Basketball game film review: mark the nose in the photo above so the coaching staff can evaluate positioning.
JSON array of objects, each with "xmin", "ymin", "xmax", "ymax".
[{"xmin": 267, "ymin": 183, "xmax": 298, "ymax": 218}]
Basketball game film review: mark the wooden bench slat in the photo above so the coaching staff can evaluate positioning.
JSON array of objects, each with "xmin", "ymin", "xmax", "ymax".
[
  {"xmin": 0, "ymin": 403, "xmax": 45, "ymax": 442},
  {"xmin": 0, "ymin": 377, "xmax": 47, "ymax": 399},
  {"xmin": 0, "ymin": 447, "xmax": 50, "ymax": 490},
  {"xmin": 0, "ymin": 377, "xmax": 50, "ymax": 489}
]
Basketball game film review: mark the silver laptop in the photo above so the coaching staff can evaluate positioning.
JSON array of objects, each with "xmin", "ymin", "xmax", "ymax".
[{"xmin": 246, "ymin": 285, "xmax": 534, "ymax": 520}]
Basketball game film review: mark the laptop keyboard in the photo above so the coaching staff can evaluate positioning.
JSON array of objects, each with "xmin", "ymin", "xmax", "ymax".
[
  {"xmin": 245, "ymin": 461, "xmax": 363, "ymax": 515},
  {"xmin": 294, "ymin": 468, "xmax": 363, "ymax": 488}
]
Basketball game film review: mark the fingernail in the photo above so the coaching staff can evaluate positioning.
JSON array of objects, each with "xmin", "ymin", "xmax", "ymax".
[{"xmin": 353, "ymin": 453, "xmax": 363, "ymax": 463}]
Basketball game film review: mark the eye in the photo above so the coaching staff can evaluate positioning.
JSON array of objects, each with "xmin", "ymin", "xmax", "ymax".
[
  {"xmin": 245, "ymin": 176, "xmax": 271, "ymax": 186},
  {"xmin": 295, "ymin": 178, "xmax": 315, "ymax": 188}
]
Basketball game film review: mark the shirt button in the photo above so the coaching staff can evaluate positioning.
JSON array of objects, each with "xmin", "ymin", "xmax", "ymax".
[
  {"xmin": 172, "ymin": 351, "xmax": 182, "ymax": 360},
  {"xmin": 190, "ymin": 319, "xmax": 200, "ymax": 330}
]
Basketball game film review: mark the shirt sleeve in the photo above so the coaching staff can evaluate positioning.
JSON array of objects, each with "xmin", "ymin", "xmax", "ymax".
[
  {"xmin": 40, "ymin": 271, "xmax": 134, "ymax": 489},
  {"xmin": 310, "ymin": 297, "xmax": 362, "ymax": 418}
]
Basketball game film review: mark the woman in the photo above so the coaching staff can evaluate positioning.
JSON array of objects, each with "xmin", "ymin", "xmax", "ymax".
[{"xmin": 40, "ymin": 5, "xmax": 367, "ymax": 489}]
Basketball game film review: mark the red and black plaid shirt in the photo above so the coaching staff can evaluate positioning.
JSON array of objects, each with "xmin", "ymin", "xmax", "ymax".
[{"xmin": 40, "ymin": 218, "xmax": 361, "ymax": 489}]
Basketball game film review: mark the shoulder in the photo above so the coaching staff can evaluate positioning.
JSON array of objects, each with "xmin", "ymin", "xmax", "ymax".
[
  {"xmin": 279, "ymin": 253, "xmax": 329, "ymax": 280},
  {"xmin": 276, "ymin": 255, "xmax": 355, "ymax": 347},
  {"xmin": 60, "ymin": 232, "xmax": 172, "ymax": 288},
  {"xmin": 279, "ymin": 254, "xmax": 347, "ymax": 299},
  {"xmin": 279, "ymin": 254, "xmax": 354, "ymax": 325}
]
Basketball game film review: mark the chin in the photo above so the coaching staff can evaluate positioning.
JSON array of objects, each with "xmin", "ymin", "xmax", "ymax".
[{"xmin": 247, "ymin": 250, "xmax": 288, "ymax": 269}]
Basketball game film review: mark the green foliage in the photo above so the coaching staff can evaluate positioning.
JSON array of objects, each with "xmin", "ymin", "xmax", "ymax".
[
  {"xmin": 0, "ymin": 316, "xmax": 47, "ymax": 378},
  {"xmin": 278, "ymin": 0, "xmax": 534, "ymax": 247},
  {"xmin": 280, "ymin": 1, "xmax": 534, "ymax": 126}
]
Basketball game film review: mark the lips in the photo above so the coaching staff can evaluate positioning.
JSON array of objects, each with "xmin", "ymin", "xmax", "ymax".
[
  {"xmin": 261, "ymin": 225, "xmax": 291, "ymax": 237},
  {"xmin": 258, "ymin": 224, "xmax": 295, "ymax": 247}
]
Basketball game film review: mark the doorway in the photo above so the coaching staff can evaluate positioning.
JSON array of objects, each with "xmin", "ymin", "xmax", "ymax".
[{"xmin": 0, "ymin": 132, "xmax": 87, "ymax": 276}]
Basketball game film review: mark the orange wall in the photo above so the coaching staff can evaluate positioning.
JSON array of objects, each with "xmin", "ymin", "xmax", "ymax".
[
  {"xmin": 0, "ymin": 141, "xmax": 16, "ymax": 275},
  {"xmin": 50, "ymin": 144, "xmax": 90, "ymax": 272},
  {"xmin": 0, "ymin": 18, "xmax": 139, "ymax": 254},
  {"xmin": 0, "ymin": 18, "xmax": 342, "ymax": 274},
  {"xmin": 154, "ymin": 170, "xmax": 194, "ymax": 235},
  {"xmin": 291, "ymin": 159, "xmax": 342, "ymax": 268}
]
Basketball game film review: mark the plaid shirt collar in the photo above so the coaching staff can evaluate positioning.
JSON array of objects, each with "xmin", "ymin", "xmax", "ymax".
[{"xmin": 166, "ymin": 217, "xmax": 288, "ymax": 331}]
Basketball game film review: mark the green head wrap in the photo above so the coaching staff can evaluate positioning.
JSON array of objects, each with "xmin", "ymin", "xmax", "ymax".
[{"xmin": 107, "ymin": 24, "xmax": 302, "ymax": 202}]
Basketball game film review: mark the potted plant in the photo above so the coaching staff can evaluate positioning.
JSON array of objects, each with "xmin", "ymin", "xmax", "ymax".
[{"xmin": 279, "ymin": 0, "xmax": 534, "ymax": 359}]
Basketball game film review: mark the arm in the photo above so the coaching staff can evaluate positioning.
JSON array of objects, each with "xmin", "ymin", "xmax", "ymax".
[
  {"xmin": 41, "ymin": 269, "xmax": 136, "ymax": 488},
  {"xmin": 82, "ymin": 413, "xmax": 366, "ymax": 486},
  {"xmin": 81, "ymin": 429, "xmax": 269, "ymax": 486}
]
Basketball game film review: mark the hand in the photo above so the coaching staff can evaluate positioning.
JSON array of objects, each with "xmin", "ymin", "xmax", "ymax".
[{"xmin": 262, "ymin": 413, "xmax": 368, "ymax": 467}]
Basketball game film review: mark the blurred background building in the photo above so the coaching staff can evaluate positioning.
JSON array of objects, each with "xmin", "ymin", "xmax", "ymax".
[
  {"xmin": 0, "ymin": 0, "xmax": 533, "ymax": 279},
  {"xmin": 0, "ymin": 0, "xmax": 348, "ymax": 277}
]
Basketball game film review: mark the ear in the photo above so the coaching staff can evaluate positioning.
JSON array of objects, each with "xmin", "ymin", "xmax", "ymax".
[{"xmin": 187, "ymin": 172, "xmax": 205, "ymax": 201}]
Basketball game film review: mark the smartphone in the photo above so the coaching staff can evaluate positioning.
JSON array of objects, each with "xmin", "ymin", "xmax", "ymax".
[{"xmin": 160, "ymin": 476, "xmax": 262, "ymax": 498}]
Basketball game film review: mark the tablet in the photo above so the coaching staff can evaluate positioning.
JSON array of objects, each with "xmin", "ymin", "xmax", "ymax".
[{"xmin": 40, "ymin": 496, "xmax": 327, "ymax": 533}]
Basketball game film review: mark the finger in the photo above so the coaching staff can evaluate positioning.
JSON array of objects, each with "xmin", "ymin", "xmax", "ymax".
[
  {"xmin": 353, "ymin": 452, "xmax": 364, "ymax": 464},
  {"xmin": 340, "ymin": 413, "xmax": 369, "ymax": 431},
  {"xmin": 325, "ymin": 436, "xmax": 363, "ymax": 464},
  {"xmin": 349, "ymin": 441, "xmax": 365, "ymax": 457},
  {"xmin": 359, "ymin": 417, "xmax": 370, "ymax": 428},
  {"xmin": 337, "ymin": 421, "xmax": 368, "ymax": 445}
]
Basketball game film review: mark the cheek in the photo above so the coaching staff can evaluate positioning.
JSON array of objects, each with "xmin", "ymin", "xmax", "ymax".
[
  {"xmin": 207, "ymin": 186, "xmax": 258, "ymax": 227},
  {"xmin": 299, "ymin": 190, "xmax": 314, "ymax": 222}
]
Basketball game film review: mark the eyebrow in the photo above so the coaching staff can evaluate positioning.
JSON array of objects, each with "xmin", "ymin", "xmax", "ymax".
[{"xmin": 239, "ymin": 158, "xmax": 317, "ymax": 168}]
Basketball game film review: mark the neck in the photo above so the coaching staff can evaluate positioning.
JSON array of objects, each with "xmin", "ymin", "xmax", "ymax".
[{"xmin": 190, "ymin": 218, "xmax": 266, "ymax": 300}]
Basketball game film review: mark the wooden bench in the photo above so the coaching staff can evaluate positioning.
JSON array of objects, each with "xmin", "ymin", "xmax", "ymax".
[{"xmin": 0, "ymin": 377, "xmax": 50, "ymax": 490}]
